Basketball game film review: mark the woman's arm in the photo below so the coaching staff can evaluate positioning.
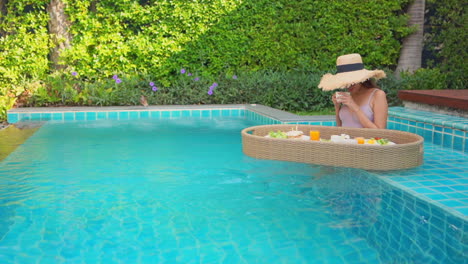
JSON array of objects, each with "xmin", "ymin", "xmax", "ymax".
[
  {"xmin": 341, "ymin": 90, "xmax": 388, "ymax": 129},
  {"xmin": 371, "ymin": 90, "xmax": 388, "ymax": 129},
  {"xmin": 332, "ymin": 93, "xmax": 342, "ymax": 126}
]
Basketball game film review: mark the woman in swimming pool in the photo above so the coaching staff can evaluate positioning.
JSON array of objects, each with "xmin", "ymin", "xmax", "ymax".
[{"xmin": 318, "ymin": 53, "xmax": 388, "ymax": 129}]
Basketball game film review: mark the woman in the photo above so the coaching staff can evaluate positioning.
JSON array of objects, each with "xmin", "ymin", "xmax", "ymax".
[{"xmin": 318, "ymin": 53, "xmax": 388, "ymax": 129}]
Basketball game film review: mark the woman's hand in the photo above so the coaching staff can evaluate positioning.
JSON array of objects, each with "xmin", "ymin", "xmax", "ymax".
[
  {"xmin": 338, "ymin": 93, "xmax": 359, "ymax": 112},
  {"xmin": 332, "ymin": 93, "xmax": 340, "ymax": 108}
]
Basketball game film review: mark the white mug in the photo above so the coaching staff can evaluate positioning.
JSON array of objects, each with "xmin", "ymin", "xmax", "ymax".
[{"xmin": 335, "ymin": 92, "xmax": 350, "ymax": 103}]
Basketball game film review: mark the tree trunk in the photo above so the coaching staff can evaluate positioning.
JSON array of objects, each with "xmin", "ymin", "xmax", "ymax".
[
  {"xmin": 395, "ymin": 0, "xmax": 426, "ymax": 78},
  {"xmin": 48, "ymin": 0, "xmax": 72, "ymax": 71}
]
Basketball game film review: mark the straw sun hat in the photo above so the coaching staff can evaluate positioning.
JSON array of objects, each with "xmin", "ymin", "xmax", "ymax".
[{"xmin": 318, "ymin": 53, "xmax": 386, "ymax": 91}]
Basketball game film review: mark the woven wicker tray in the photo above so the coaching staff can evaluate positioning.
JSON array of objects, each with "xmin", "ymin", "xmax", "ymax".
[{"xmin": 241, "ymin": 124, "xmax": 424, "ymax": 171}]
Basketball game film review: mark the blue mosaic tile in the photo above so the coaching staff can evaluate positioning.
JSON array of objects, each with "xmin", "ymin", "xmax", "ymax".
[
  {"xmin": 52, "ymin": 113, "xmax": 63, "ymax": 120},
  {"xmin": 182, "ymin": 110, "xmax": 190, "ymax": 117},
  {"xmin": 400, "ymin": 181, "xmax": 423, "ymax": 188},
  {"xmin": 192, "ymin": 110, "xmax": 201, "ymax": 117},
  {"xmin": 97, "ymin": 112, "xmax": 107, "ymax": 120},
  {"xmin": 7, "ymin": 113, "xmax": 18, "ymax": 123},
  {"xmin": 108, "ymin": 112, "xmax": 118, "ymax": 120},
  {"xmin": 444, "ymin": 127, "xmax": 453, "ymax": 134},
  {"xmin": 18, "ymin": 113, "xmax": 30, "ymax": 121},
  {"xmin": 445, "ymin": 192, "xmax": 468, "ymax": 199},
  {"xmin": 150, "ymin": 111, "xmax": 160, "ymax": 118},
  {"xmin": 40, "ymin": 113, "xmax": 51, "ymax": 120},
  {"xmin": 211, "ymin": 110, "xmax": 220, "ymax": 117},
  {"xmin": 221, "ymin": 109, "xmax": 230, "ymax": 116},
  {"xmin": 433, "ymin": 132, "xmax": 442, "ymax": 145},
  {"xmin": 450, "ymin": 185, "xmax": 468, "ymax": 192},
  {"xmin": 86, "ymin": 112, "xmax": 97, "ymax": 121},
  {"xmin": 424, "ymin": 123, "xmax": 433, "ymax": 130},
  {"xmin": 201, "ymin": 110, "xmax": 210, "ymax": 117},
  {"xmin": 64, "ymin": 112, "xmax": 75, "ymax": 121},
  {"xmin": 140, "ymin": 111, "xmax": 149, "ymax": 118},
  {"xmin": 443, "ymin": 134, "xmax": 453, "ymax": 149},
  {"xmin": 119, "ymin": 112, "xmax": 129, "ymax": 119},
  {"xmin": 425, "ymin": 193, "xmax": 450, "ymax": 200},
  {"xmin": 129, "ymin": 111, "xmax": 139, "ymax": 119},
  {"xmin": 453, "ymin": 137, "xmax": 464, "ymax": 152},
  {"xmin": 454, "ymin": 207, "xmax": 468, "ymax": 215},
  {"xmin": 31, "ymin": 113, "xmax": 41, "ymax": 120},
  {"xmin": 172, "ymin": 111, "xmax": 182, "ymax": 118},
  {"xmin": 161, "ymin": 111, "xmax": 170, "ymax": 118},
  {"xmin": 75, "ymin": 112, "xmax": 85, "ymax": 121},
  {"xmin": 453, "ymin": 129, "xmax": 464, "ymax": 136},
  {"xmin": 431, "ymin": 186, "xmax": 457, "ymax": 193},
  {"xmin": 423, "ymin": 130, "xmax": 433, "ymax": 141},
  {"xmin": 412, "ymin": 187, "xmax": 438, "ymax": 194},
  {"xmin": 438, "ymin": 200, "xmax": 466, "ymax": 207}
]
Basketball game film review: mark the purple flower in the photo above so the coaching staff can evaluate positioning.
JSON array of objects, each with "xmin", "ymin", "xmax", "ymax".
[
  {"xmin": 208, "ymin": 89, "xmax": 213, "ymax": 95},
  {"xmin": 71, "ymin": 71, "xmax": 78, "ymax": 76},
  {"xmin": 187, "ymin": 73, "xmax": 192, "ymax": 76},
  {"xmin": 113, "ymin": 74, "xmax": 118, "ymax": 80},
  {"xmin": 212, "ymin": 82, "xmax": 218, "ymax": 87},
  {"xmin": 115, "ymin": 78, "xmax": 122, "ymax": 84},
  {"xmin": 152, "ymin": 86, "xmax": 158, "ymax": 91},
  {"xmin": 149, "ymin": 82, "xmax": 155, "ymax": 87},
  {"xmin": 180, "ymin": 68, "xmax": 186, "ymax": 74},
  {"xmin": 232, "ymin": 75, "xmax": 238, "ymax": 79},
  {"xmin": 193, "ymin": 77, "xmax": 200, "ymax": 81}
]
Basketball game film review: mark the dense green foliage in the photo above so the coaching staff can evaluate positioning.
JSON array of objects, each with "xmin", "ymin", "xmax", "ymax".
[
  {"xmin": 0, "ymin": 0, "xmax": 465, "ymax": 121},
  {"xmin": 424, "ymin": 0, "xmax": 467, "ymax": 88}
]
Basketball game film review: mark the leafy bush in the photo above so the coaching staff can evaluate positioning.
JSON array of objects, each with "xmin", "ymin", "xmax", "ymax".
[
  {"xmin": 8, "ymin": 0, "xmax": 459, "ymax": 121},
  {"xmin": 425, "ymin": 0, "xmax": 467, "ymax": 89}
]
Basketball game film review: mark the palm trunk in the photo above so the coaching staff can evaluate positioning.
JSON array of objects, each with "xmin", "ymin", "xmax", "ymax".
[
  {"xmin": 395, "ymin": 0, "xmax": 426, "ymax": 78},
  {"xmin": 48, "ymin": 0, "xmax": 72, "ymax": 70}
]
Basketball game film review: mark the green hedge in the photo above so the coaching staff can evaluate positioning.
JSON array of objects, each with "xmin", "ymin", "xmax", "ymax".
[
  {"xmin": 24, "ymin": 68, "xmax": 443, "ymax": 114},
  {"xmin": 3, "ymin": 0, "xmax": 465, "ymax": 121}
]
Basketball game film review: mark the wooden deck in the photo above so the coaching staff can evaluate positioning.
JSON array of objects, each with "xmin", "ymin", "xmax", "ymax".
[{"xmin": 398, "ymin": 89, "xmax": 468, "ymax": 110}]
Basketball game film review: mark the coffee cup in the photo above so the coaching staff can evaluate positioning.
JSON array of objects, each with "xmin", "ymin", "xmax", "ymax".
[{"xmin": 335, "ymin": 92, "xmax": 350, "ymax": 103}]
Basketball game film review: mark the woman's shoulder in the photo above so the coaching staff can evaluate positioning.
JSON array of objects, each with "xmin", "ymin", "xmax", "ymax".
[{"xmin": 373, "ymin": 88, "xmax": 386, "ymax": 97}]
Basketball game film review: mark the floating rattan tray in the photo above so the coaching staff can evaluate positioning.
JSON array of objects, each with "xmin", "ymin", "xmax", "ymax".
[{"xmin": 241, "ymin": 125, "xmax": 424, "ymax": 171}]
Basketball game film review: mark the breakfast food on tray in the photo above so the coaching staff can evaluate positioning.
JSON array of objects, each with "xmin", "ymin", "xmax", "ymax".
[
  {"xmin": 265, "ymin": 131, "xmax": 395, "ymax": 145},
  {"xmin": 286, "ymin": 130, "xmax": 304, "ymax": 139},
  {"xmin": 329, "ymin": 134, "xmax": 395, "ymax": 145},
  {"xmin": 266, "ymin": 130, "xmax": 288, "ymax": 139},
  {"xmin": 266, "ymin": 126, "xmax": 304, "ymax": 139}
]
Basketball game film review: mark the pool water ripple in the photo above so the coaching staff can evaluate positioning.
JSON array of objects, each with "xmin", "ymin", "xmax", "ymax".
[{"xmin": 0, "ymin": 117, "xmax": 464, "ymax": 263}]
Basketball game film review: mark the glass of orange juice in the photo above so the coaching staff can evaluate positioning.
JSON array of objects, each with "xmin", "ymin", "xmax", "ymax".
[{"xmin": 310, "ymin": 130, "xmax": 320, "ymax": 141}]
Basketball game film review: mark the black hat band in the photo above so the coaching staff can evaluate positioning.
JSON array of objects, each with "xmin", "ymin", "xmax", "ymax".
[{"xmin": 336, "ymin": 63, "xmax": 364, "ymax": 73}]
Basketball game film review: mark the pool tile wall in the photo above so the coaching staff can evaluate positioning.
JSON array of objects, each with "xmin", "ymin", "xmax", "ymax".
[
  {"xmin": 318, "ymin": 170, "xmax": 466, "ymax": 264},
  {"xmin": 388, "ymin": 107, "xmax": 468, "ymax": 153},
  {"xmin": 7, "ymin": 106, "xmax": 337, "ymax": 127},
  {"xmin": 7, "ymin": 108, "xmax": 247, "ymax": 123},
  {"xmin": 357, "ymin": 183, "xmax": 467, "ymax": 264}
]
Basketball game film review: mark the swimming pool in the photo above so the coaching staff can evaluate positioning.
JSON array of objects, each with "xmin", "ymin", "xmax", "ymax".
[{"xmin": 1, "ymin": 106, "xmax": 467, "ymax": 263}]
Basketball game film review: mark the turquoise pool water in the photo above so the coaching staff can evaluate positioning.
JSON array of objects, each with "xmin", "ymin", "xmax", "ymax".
[{"xmin": 0, "ymin": 116, "xmax": 465, "ymax": 263}]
